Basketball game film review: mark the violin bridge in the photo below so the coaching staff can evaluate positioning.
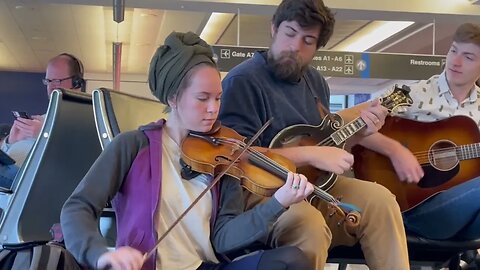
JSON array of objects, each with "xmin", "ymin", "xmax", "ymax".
[{"xmin": 230, "ymin": 145, "xmax": 240, "ymax": 156}]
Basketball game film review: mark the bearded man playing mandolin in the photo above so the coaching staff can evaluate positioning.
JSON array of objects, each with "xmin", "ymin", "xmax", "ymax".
[
  {"xmin": 219, "ymin": 0, "xmax": 410, "ymax": 269},
  {"xmin": 358, "ymin": 23, "xmax": 480, "ymax": 241}
]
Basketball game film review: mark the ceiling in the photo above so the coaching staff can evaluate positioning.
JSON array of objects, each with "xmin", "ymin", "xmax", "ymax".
[{"xmin": 1, "ymin": 0, "xmax": 480, "ymax": 94}]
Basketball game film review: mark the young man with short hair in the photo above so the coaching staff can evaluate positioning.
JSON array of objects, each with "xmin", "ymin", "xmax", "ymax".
[{"xmin": 360, "ymin": 23, "xmax": 480, "ymax": 240}]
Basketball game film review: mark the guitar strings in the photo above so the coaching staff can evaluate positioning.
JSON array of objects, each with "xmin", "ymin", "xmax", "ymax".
[
  {"xmin": 406, "ymin": 144, "xmax": 480, "ymax": 165},
  {"xmin": 319, "ymin": 128, "xmax": 475, "ymax": 167},
  {"xmin": 307, "ymin": 123, "xmax": 469, "ymax": 167}
]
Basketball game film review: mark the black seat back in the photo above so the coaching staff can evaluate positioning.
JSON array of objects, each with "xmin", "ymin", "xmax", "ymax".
[
  {"xmin": 0, "ymin": 89, "xmax": 102, "ymax": 243},
  {"xmin": 92, "ymin": 88, "xmax": 166, "ymax": 149}
]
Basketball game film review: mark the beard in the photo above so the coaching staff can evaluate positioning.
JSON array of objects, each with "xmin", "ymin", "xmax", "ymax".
[{"xmin": 267, "ymin": 50, "xmax": 306, "ymax": 82}]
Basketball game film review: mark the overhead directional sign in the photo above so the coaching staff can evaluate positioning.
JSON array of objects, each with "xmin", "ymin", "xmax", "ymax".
[{"xmin": 212, "ymin": 45, "xmax": 446, "ymax": 80}]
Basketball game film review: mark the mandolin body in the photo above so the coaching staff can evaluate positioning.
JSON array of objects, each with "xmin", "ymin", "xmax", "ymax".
[{"xmin": 269, "ymin": 113, "xmax": 345, "ymax": 190}]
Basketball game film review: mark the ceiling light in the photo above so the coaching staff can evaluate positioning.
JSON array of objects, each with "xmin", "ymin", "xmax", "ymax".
[
  {"xmin": 200, "ymin": 12, "xmax": 235, "ymax": 44},
  {"xmin": 134, "ymin": 42, "xmax": 151, "ymax": 46},
  {"xmin": 31, "ymin": 36, "xmax": 47, "ymax": 40},
  {"xmin": 333, "ymin": 21, "xmax": 414, "ymax": 52},
  {"xmin": 140, "ymin": 13, "xmax": 157, "ymax": 17}
]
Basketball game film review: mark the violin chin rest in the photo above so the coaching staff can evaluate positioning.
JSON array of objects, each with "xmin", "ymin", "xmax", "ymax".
[{"xmin": 180, "ymin": 158, "xmax": 200, "ymax": 180}]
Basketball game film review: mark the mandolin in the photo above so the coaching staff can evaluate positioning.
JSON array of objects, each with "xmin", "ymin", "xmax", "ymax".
[
  {"xmin": 269, "ymin": 85, "xmax": 413, "ymax": 191},
  {"xmin": 352, "ymin": 115, "xmax": 480, "ymax": 212}
]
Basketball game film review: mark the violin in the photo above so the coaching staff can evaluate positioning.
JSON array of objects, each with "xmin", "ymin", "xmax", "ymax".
[
  {"xmin": 180, "ymin": 122, "xmax": 361, "ymax": 224},
  {"xmin": 144, "ymin": 121, "xmax": 362, "ymax": 263}
]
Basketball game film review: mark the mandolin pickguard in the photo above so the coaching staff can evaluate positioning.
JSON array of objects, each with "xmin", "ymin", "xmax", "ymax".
[{"xmin": 270, "ymin": 114, "xmax": 344, "ymax": 191}]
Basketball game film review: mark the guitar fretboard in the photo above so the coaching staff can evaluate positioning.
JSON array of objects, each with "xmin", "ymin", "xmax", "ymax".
[
  {"xmin": 330, "ymin": 117, "xmax": 366, "ymax": 145},
  {"xmin": 457, "ymin": 143, "xmax": 480, "ymax": 160}
]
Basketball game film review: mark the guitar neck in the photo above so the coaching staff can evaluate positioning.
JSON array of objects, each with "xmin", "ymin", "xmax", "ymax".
[
  {"xmin": 457, "ymin": 143, "xmax": 480, "ymax": 160},
  {"xmin": 330, "ymin": 117, "xmax": 366, "ymax": 145}
]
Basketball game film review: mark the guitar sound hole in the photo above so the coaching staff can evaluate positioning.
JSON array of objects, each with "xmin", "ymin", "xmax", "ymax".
[{"xmin": 428, "ymin": 140, "xmax": 459, "ymax": 171}]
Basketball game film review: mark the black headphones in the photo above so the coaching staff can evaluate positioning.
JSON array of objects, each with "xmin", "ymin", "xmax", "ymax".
[{"xmin": 59, "ymin": 53, "xmax": 86, "ymax": 92}]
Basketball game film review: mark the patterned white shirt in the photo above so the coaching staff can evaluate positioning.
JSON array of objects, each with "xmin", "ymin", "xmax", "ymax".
[{"xmin": 393, "ymin": 71, "xmax": 480, "ymax": 127}]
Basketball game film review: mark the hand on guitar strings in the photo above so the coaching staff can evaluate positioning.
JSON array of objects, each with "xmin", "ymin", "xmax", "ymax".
[
  {"xmin": 389, "ymin": 143, "xmax": 424, "ymax": 184},
  {"xmin": 358, "ymin": 99, "xmax": 388, "ymax": 137}
]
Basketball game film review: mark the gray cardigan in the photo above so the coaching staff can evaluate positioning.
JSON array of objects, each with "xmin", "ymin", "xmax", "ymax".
[{"xmin": 61, "ymin": 121, "xmax": 287, "ymax": 269}]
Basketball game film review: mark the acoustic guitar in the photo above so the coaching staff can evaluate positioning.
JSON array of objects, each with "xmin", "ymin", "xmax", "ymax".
[
  {"xmin": 351, "ymin": 115, "xmax": 480, "ymax": 212},
  {"xmin": 269, "ymin": 85, "xmax": 413, "ymax": 191}
]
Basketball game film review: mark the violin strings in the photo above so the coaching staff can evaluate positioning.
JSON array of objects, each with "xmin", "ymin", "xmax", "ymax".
[
  {"xmin": 247, "ymin": 146, "xmax": 339, "ymax": 203},
  {"xmin": 216, "ymin": 137, "xmax": 339, "ymax": 204},
  {"xmin": 218, "ymin": 138, "xmax": 289, "ymax": 178}
]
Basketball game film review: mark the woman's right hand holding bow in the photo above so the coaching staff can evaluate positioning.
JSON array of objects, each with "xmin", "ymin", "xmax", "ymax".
[{"xmin": 97, "ymin": 246, "xmax": 144, "ymax": 270}]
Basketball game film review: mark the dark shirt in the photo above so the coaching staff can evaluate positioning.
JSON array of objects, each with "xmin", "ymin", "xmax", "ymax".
[{"xmin": 219, "ymin": 51, "xmax": 330, "ymax": 147}]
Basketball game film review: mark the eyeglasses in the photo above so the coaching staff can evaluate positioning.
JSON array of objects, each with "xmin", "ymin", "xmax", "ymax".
[{"xmin": 42, "ymin": 75, "xmax": 74, "ymax": 86}]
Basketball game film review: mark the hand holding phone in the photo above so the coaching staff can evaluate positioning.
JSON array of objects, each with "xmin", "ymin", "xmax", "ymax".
[
  {"xmin": 8, "ymin": 111, "xmax": 40, "ymax": 144},
  {"xmin": 12, "ymin": 111, "xmax": 32, "ymax": 120}
]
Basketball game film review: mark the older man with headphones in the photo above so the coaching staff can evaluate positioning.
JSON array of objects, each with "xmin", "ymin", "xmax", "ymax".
[
  {"xmin": 0, "ymin": 53, "xmax": 85, "ymax": 188},
  {"xmin": 43, "ymin": 53, "xmax": 86, "ymax": 96}
]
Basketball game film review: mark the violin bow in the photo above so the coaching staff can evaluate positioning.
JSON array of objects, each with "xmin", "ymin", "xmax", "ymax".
[{"xmin": 143, "ymin": 118, "xmax": 274, "ymax": 263}]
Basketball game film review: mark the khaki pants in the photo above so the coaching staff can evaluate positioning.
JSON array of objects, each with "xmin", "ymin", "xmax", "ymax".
[{"xmin": 245, "ymin": 176, "xmax": 409, "ymax": 270}]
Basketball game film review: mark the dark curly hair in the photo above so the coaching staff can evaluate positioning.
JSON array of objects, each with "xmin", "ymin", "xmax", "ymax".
[{"xmin": 272, "ymin": 0, "xmax": 335, "ymax": 48}]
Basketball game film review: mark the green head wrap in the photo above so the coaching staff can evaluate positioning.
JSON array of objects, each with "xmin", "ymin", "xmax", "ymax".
[{"xmin": 148, "ymin": 31, "xmax": 215, "ymax": 105}]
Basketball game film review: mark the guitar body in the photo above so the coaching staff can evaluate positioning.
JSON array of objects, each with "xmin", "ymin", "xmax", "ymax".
[
  {"xmin": 352, "ymin": 115, "xmax": 480, "ymax": 212},
  {"xmin": 270, "ymin": 113, "xmax": 344, "ymax": 190}
]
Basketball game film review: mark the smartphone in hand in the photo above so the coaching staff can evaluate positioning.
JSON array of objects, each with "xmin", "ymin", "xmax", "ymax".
[{"xmin": 12, "ymin": 111, "xmax": 32, "ymax": 120}]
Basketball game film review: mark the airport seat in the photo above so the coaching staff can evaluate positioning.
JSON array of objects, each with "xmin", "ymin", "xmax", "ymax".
[
  {"xmin": 92, "ymin": 88, "xmax": 166, "ymax": 150},
  {"xmin": 0, "ymin": 89, "xmax": 102, "ymax": 243},
  {"xmin": 328, "ymin": 233, "xmax": 480, "ymax": 269}
]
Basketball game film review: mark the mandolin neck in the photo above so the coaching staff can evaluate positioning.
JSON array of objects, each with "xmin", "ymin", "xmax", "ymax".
[{"xmin": 330, "ymin": 117, "xmax": 366, "ymax": 145}]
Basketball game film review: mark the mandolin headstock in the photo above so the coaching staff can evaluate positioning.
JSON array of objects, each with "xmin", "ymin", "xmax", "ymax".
[{"xmin": 380, "ymin": 84, "xmax": 414, "ymax": 113}]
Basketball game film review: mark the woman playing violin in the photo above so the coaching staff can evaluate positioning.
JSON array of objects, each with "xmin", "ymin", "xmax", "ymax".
[{"xmin": 60, "ymin": 31, "xmax": 314, "ymax": 270}]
